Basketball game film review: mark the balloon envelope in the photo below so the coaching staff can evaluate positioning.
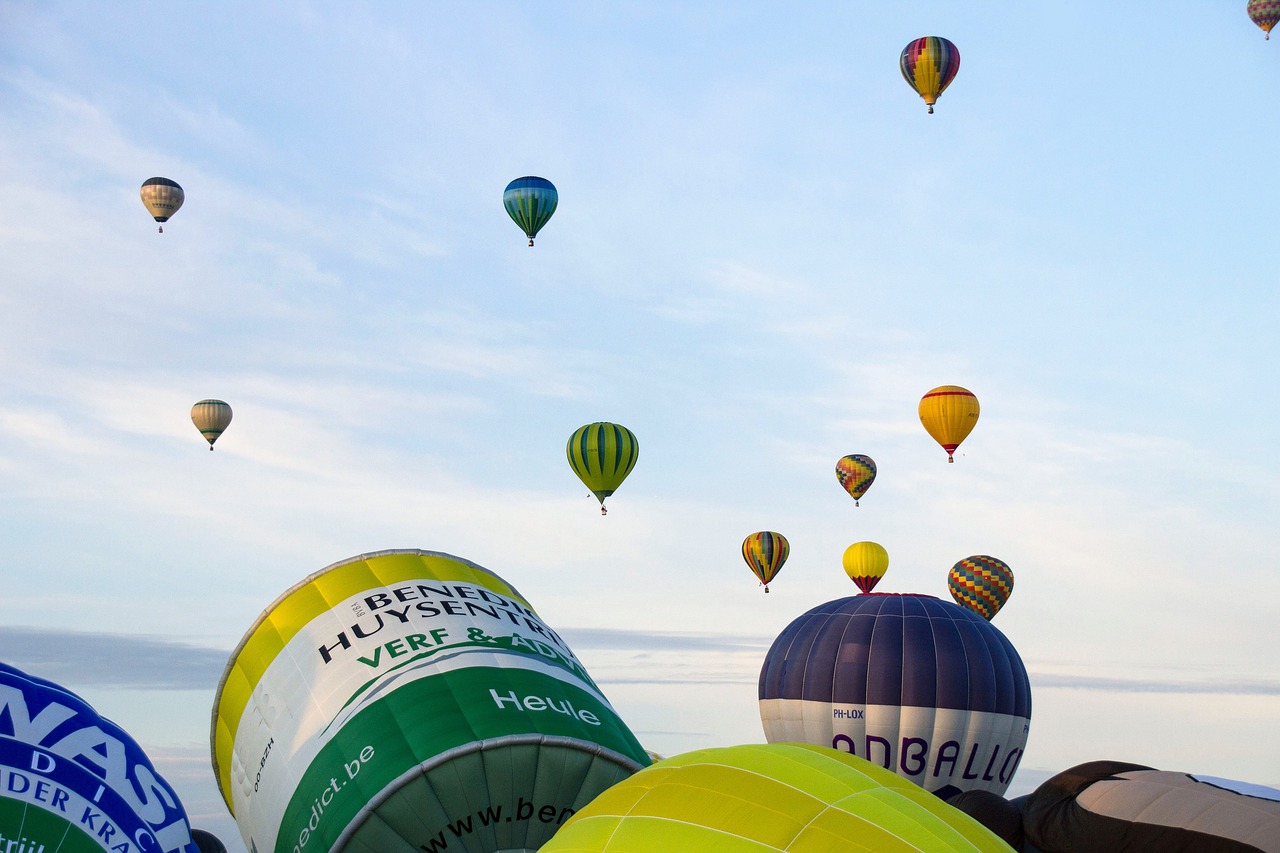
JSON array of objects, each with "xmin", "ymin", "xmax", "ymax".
[
  {"xmin": 140, "ymin": 177, "xmax": 184, "ymax": 230},
  {"xmin": 211, "ymin": 549, "xmax": 650, "ymax": 853},
  {"xmin": 191, "ymin": 399, "xmax": 233, "ymax": 449},
  {"xmin": 919, "ymin": 385, "xmax": 979, "ymax": 461},
  {"xmin": 835, "ymin": 454, "xmax": 876, "ymax": 505},
  {"xmin": 542, "ymin": 743, "xmax": 1013, "ymax": 852},
  {"xmin": 741, "ymin": 531, "xmax": 789, "ymax": 591},
  {"xmin": 1017, "ymin": 760, "xmax": 1280, "ymax": 852},
  {"xmin": 503, "ymin": 176, "xmax": 558, "ymax": 245},
  {"xmin": 1, "ymin": 662, "xmax": 200, "ymax": 853},
  {"xmin": 900, "ymin": 37, "xmax": 960, "ymax": 113},
  {"xmin": 842, "ymin": 540, "xmax": 888, "ymax": 593},
  {"xmin": 1248, "ymin": 0, "xmax": 1280, "ymax": 38},
  {"xmin": 948, "ymin": 555, "xmax": 1014, "ymax": 620},
  {"xmin": 566, "ymin": 422, "xmax": 638, "ymax": 513},
  {"xmin": 759, "ymin": 593, "xmax": 1032, "ymax": 797}
]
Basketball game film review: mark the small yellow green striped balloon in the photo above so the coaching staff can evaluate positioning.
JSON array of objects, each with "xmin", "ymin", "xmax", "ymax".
[{"xmin": 566, "ymin": 422, "xmax": 638, "ymax": 515}]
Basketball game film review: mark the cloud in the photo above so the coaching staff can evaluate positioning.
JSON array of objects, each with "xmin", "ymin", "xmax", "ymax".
[
  {"xmin": 0, "ymin": 626, "xmax": 228, "ymax": 690},
  {"xmin": 1031, "ymin": 672, "xmax": 1280, "ymax": 696},
  {"xmin": 561, "ymin": 627, "xmax": 770, "ymax": 654}
]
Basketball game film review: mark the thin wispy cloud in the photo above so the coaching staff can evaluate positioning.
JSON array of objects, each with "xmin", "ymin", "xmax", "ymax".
[{"xmin": 0, "ymin": 627, "xmax": 228, "ymax": 690}]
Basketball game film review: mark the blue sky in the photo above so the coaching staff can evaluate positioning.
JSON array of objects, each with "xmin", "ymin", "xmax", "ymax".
[{"xmin": 3, "ymin": 3, "xmax": 1279, "ymax": 850}]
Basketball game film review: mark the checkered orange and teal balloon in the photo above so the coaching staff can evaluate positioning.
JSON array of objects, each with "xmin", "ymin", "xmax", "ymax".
[
  {"xmin": 1249, "ymin": 0, "xmax": 1280, "ymax": 39},
  {"xmin": 900, "ymin": 36, "xmax": 960, "ymax": 114},
  {"xmin": 948, "ymin": 555, "xmax": 1014, "ymax": 620},
  {"xmin": 743, "ymin": 531, "xmax": 790, "ymax": 592},
  {"xmin": 835, "ymin": 454, "xmax": 877, "ymax": 506}
]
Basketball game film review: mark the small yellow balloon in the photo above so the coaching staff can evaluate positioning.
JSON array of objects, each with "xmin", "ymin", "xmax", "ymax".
[{"xmin": 842, "ymin": 541, "xmax": 888, "ymax": 594}]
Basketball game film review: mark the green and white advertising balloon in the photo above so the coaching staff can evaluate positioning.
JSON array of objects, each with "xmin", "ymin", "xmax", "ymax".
[{"xmin": 211, "ymin": 549, "xmax": 649, "ymax": 853}]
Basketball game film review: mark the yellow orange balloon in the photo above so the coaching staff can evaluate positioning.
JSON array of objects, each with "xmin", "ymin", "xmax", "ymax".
[
  {"xmin": 919, "ymin": 385, "xmax": 979, "ymax": 462},
  {"xmin": 842, "ymin": 541, "xmax": 888, "ymax": 594}
]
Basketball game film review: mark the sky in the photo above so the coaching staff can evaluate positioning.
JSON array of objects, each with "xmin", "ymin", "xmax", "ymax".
[{"xmin": 2, "ymin": 2, "xmax": 1279, "ymax": 850}]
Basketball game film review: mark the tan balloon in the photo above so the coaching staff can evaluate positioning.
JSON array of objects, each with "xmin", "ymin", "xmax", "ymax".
[
  {"xmin": 140, "ymin": 177, "xmax": 184, "ymax": 233},
  {"xmin": 191, "ymin": 399, "xmax": 232, "ymax": 450}
]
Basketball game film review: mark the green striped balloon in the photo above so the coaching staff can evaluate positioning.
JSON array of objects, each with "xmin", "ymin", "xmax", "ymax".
[
  {"xmin": 503, "ymin": 176, "xmax": 558, "ymax": 246},
  {"xmin": 566, "ymin": 422, "xmax": 638, "ymax": 515}
]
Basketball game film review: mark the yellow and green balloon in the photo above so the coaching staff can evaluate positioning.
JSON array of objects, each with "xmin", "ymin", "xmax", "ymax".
[
  {"xmin": 567, "ymin": 422, "xmax": 638, "ymax": 515},
  {"xmin": 542, "ymin": 743, "xmax": 1012, "ymax": 852}
]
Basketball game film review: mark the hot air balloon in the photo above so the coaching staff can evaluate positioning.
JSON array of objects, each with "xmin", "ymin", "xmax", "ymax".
[
  {"xmin": 742, "ymin": 531, "xmax": 789, "ymax": 592},
  {"xmin": 1249, "ymin": 0, "xmax": 1280, "ymax": 38},
  {"xmin": 567, "ymin": 422, "xmax": 638, "ymax": 515},
  {"xmin": 759, "ymin": 593, "xmax": 1032, "ymax": 797},
  {"xmin": 140, "ymin": 177, "xmax": 184, "ymax": 233},
  {"xmin": 900, "ymin": 37, "xmax": 960, "ymax": 114},
  {"xmin": 950, "ymin": 760, "xmax": 1280, "ymax": 852},
  {"xmin": 949, "ymin": 555, "xmax": 1014, "ymax": 620},
  {"xmin": 843, "ymin": 540, "xmax": 889, "ymax": 594},
  {"xmin": 191, "ymin": 399, "xmax": 233, "ymax": 450},
  {"xmin": 211, "ymin": 549, "xmax": 650, "ymax": 853},
  {"xmin": 542, "ymin": 743, "xmax": 1014, "ymax": 853},
  {"xmin": 919, "ymin": 384, "xmax": 980, "ymax": 462},
  {"xmin": 835, "ymin": 454, "xmax": 877, "ymax": 506},
  {"xmin": 504, "ymin": 176, "xmax": 558, "ymax": 246},
  {"xmin": 1, "ymin": 662, "xmax": 204, "ymax": 853}
]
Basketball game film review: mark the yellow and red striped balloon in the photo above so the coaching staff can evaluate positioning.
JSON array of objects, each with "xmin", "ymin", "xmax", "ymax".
[
  {"xmin": 948, "ymin": 555, "xmax": 1015, "ymax": 620},
  {"xmin": 900, "ymin": 36, "xmax": 960, "ymax": 114},
  {"xmin": 742, "ymin": 531, "xmax": 789, "ymax": 592},
  {"xmin": 919, "ymin": 385, "xmax": 980, "ymax": 462}
]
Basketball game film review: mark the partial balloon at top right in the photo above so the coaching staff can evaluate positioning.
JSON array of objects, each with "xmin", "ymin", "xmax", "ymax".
[
  {"xmin": 1248, "ymin": 0, "xmax": 1280, "ymax": 39},
  {"xmin": 900, "ymin": 37, "xmax": 960, "ymax": 113},
  {"xmin": 919, "ymin": 385, "xmax": 979, "ymax": 462}
]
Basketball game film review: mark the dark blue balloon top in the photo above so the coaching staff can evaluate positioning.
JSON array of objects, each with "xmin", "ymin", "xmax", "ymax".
[
  {"xmin": 504, "ymin": 176, "xmax": 556, "ymax": 192},
  {"xmin": 759, "ymin": 594, "xmax": 1031, "ymax": 718}
]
